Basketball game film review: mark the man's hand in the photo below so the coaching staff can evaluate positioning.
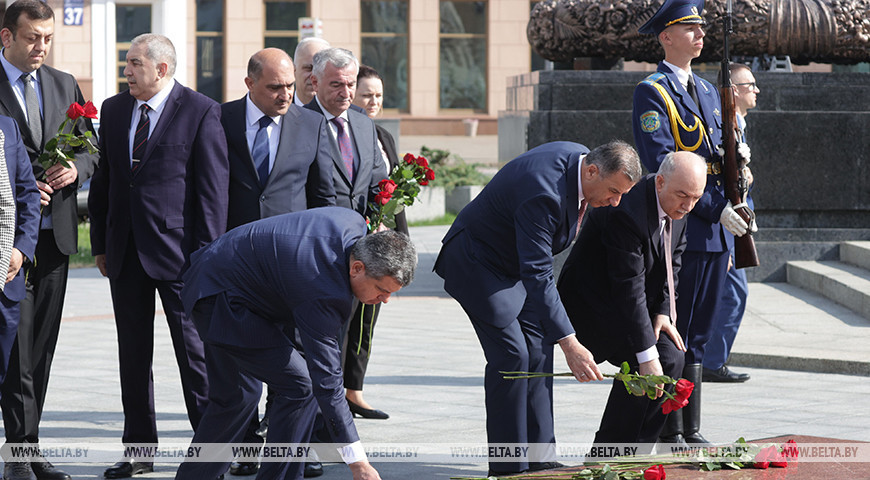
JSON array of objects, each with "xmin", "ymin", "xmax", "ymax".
[
  {"xmin": 45, "ymin": 161, "xmax": 78, "ymax": 191},
  {"xmin": 349, "ymin": 460, "xmax": 381, "ymax": 480},
  {"xmin": 558, "ymin": 334, "xmax": 603, "ymax": 383},
  {"xmin": 720, "ymin": 201, "xmax": 748, "ymax": 236},
  {"xmin": 36, "ymin": 181, "xmax": 53, "ymax": 206},
  {"xmin": 638, "ymin": 358, "xmax": 665, "ymax": 399},
  {"xmin": 652, "ymin": 314, "xmax": 685, "ymax": 353},
  {"xmin": 6, "ymin": 248, "xmax": 24, "ymax": 284},
  {"xmin": 95, "ymin": 254, "xmax": 108, "ymax": 277}
]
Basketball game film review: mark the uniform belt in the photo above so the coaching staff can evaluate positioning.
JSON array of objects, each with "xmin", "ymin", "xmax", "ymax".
[{"xmin": 707, "ymin": 161, "xmax": 722, "ymax": 175}]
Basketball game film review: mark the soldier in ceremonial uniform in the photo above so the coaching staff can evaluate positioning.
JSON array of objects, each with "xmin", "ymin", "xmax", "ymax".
[{"xmin": 631, "ymin": 0, "xmax": 750, "ymax": 446}]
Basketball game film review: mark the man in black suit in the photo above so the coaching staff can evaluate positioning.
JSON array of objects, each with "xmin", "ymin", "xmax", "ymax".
[
  {"xmin": 221, "ymin": 47, "xmax": 335, "ymax": 477},
  {"xmin": 0, "ymin": 2, "xmax": 97, "ymax": 479},
  {"xmin": 557, "ymin": 151, "xmax": 707, "ymax": 450},
  {"xmin": 303, "ymin": 48, "xmax": 387, "ymax": 217}
]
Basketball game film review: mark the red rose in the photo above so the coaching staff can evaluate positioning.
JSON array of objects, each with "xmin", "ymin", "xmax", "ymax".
[
  {"xmin": 375, "ymin": 191, "xmax": 391, "ymax": 206},
  {"xmin": 378, "ymin": 179, "xmax": 397, "ymax": 194},
  {"xmin": 661, "ymin": 395, "xmax": 688, "ymax": 415},
  {"xmin": 415, "ymin": 156, "xmax": 429, "ymax": 168},
  {"xmin": 83, "ymin": 100, "xmax": 98, "ymax": 119},
  {"xmin": 66, "ymin": 102, "xmax": 85, "ymax": 120},
  {"xmin": 643, "ymin": 464, "xmax": 666, "ymax": 480},
  {"xmin": 419, "ymin": 179, "xmax": 429, "ymax": 186},
  {"xmin": 403, "ymin": 153, "xmax": 416, "ymax": 164},
  {"xmin": 782, "ymin": 439, "xmax": 798, "ymax": 462},
  {"xmin": 426, "ymin": 168, "xmax": 435, "ymax": 181},
  {"xmin": 752, "ymin": 445, "xmax": 783, "ymax": 469},
  {"xmin": 673, "ymin": 379, "xmax": 694, "ymax": 402}
]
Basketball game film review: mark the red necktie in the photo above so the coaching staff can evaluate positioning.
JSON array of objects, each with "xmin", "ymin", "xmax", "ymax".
[{"xmin": 575, "ymin": 199, "xmax": 588, "ymax": 237}]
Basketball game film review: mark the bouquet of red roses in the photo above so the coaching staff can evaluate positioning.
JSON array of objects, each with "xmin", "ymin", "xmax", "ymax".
[
  {"xmin": 37, "ymin": 101, "xmax": 99, "ymax": 175},
  {"xmin": 367, "ymin": 153, "xmax": 436, "ymax": 231}
]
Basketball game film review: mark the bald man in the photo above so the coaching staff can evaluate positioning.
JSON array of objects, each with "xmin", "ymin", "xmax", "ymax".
[{"xmin": 558, "ymin": 151, "xmax": 707, "ymax": 450}]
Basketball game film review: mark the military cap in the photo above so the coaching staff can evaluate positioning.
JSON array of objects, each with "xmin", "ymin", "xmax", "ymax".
[{"xmin": 639, "ymin": 0, "xmax": 706, "ymax": 36}]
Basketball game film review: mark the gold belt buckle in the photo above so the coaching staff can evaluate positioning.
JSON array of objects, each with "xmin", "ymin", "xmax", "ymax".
[{"xmin": 707, "ymin": 161, "xmax": 722, "ymax": 175}]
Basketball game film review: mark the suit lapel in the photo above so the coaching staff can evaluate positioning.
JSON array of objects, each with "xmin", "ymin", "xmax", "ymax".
[
  {"xmin": 646, "ymin": 176, "xmax": 665, "ymax": 260},
  {"xmin": 563, "ymin": 153, "xmax": 581, "ymax": 246},
  {"xmin": 270, "ymin": 105, "xmax": 302, "ymax": 186},
  {"xmin": 660, "ymin": 65, "xmax": 704, "ymax": 121},
  {"xmin": 346, "ymin": 110, "xmax": 370, "ymax": 188},
  {"xmin": 307, "ymin": 100, "xmax": 351, "ymax": 187},
  {"xmin": 138, "ymin": 82, "xmax": 182, "ymax": 170},
  {"xmin": 227, "ymin": 98, "xmax": 259, "ymax": 182},
  {"xmin": 39, "ymin": 69, "xmax": 65, "ymax": 150},
  {"xmin": 0, "ymin": 68, "xmax": 34, "ymax": 151}
]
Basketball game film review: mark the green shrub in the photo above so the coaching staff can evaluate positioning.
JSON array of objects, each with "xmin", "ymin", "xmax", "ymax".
[{"xmin": 419, "ymin": 146, "xmax": 490, "ymax": 193}]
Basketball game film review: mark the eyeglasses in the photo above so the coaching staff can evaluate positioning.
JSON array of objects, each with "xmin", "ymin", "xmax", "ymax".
[{"xmin": 734, "ymin": 82, "xmax": 758, "ymax": 90}]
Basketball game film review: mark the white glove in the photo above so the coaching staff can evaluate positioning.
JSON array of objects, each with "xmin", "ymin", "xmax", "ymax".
[
  {"xmin": 737, "ymin": 142, "xmax": 751, "ymax": 165},
  {"xmin": 720, "ymin": 201, "xmax": 748, "ymax": 236},
  {"xmin": 749, "ymin": 216, "xmax": 759, "ymax": 233}
]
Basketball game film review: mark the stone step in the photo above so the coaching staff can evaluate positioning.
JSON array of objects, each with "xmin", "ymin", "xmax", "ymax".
[
  {"xmin": 786, "ymin": 260, "xmax": 870, "ymax": 320},
  {"xmin": 840, "ymin": 241, "xmax": 870, "ymax": 271}
]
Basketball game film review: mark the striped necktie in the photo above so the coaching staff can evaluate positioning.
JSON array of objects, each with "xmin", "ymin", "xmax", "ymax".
[{"xmin": 132, "ymin": 104, "xmax": 150, "ymax": 171}]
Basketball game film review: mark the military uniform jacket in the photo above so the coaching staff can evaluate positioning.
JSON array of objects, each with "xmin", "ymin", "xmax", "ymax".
[{"xmin": 632, "ymin": 62, "xmax": 732, "ymax": 253}]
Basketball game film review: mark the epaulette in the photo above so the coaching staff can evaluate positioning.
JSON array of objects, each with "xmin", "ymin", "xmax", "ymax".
[{"xmin": 640, "ymin": 72, "xmax": 667, "ymax": 86}]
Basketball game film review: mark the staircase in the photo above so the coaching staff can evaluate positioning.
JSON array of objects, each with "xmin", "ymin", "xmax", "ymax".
[{"xmin": 786, "ymin": 241, "xmax": 870, "ymax": 320}]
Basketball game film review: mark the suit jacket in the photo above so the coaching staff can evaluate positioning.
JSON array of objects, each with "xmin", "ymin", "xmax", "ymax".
[
  {"xmin": 88, "ymin": 81, "xmax": 229, "ymax": 281},
  {"xmin": 632, "ymin": 62, "xmax": 731, "ymax": 253},
  {"xmin": 434, "ymin": 141, "xmax": 585, "ymax": 343},
  {"xmin": 181, "ymin": 206, "xmax": 366, "ymax": 444},
  {"xmin": 0, "ymin": 116, "xmax": 40, "ymax": 302},
  {"xmin": 303, "ymin": 100, "xmax": 388, "ymax": 217},
  {"xmin": 222, "ymin": 98, "xmax": 335, "ymax": 230},
  {"xmin": 558, "ymin": 175, "xmax": 687, "ymax": 364},
  {"xmin": 374, "ymin": 124, "xmax": 408, "ymax": 235},
  {"xmin": 0, "ymin": 64, "xmax": 98, "ymax": 255}
]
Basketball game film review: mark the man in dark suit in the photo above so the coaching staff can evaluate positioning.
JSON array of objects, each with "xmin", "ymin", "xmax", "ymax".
[
  {"xmin": 303, "ymin": 48, "xmax": 388, "ymax": 217},
  {"xmin": 434, "ymin": 140, "xmax": 642, "ymax": 476},
  {"xmin": 223, "ymin": 47, "xmax": 335, "ymax": 231},
  {"xmin": 88, "ymin": 33, "xmax": 229, "ymax": 479},
  {"xmin": 558, "ymin": 151, "xmax": 707, "ymax": 450},
  {"xmin": 0, "ymin": 3, "xmax": 97, "ymax": 479},
  {"xmin": 0, "ymin": 115, "xmax": 40, "ymax": 478},
  {"xmin": 174, "ymin": 207, "xmax": 416, "ymax": 480},
  {"xmin": 221, "ymin": 47, "xmax": 335, "ymax": 477},
  {"xmin": 632, "ymin": 0, "xmax": 750, "ymax": 445}
]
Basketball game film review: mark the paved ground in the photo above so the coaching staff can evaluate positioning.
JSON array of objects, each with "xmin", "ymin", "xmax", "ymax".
[{"xmin": 27, "ymin": 223, "xmax": 870, "ymax": 479}]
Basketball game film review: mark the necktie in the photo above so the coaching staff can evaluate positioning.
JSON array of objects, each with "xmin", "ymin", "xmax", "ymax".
[
  {"xmin": 132, "ymin": 104, "xmax": 150, "ymax": 171},
  {"xmin": 20, "ymin": 73, "xmax": 42, "ymax": 147},
  {"xmin": 687, "ymin": 75, "xmax": 700, "ymax": 109},
  {"xmin": 331, "ymin": 117, "xmax": 354, "ymax": 181},
  {"xmin": 0, "ymin": 131, "xmax": 15, "ymax": 293},
  {"xmin": 662, "ymin": 217, "xmax": 677, "ymax": 324},
  {"xmin": 575, "ymin": 199, "xmax": 588, "ymax": 237},
  {"xmin": 251, "ymin": 115, "xmax": 272, "ymax": 188}
]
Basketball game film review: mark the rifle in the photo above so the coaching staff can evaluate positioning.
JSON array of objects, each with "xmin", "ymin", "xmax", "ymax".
[{"xmin": 719, "ymin": 0, "xmax": 759, "ymax": 268}]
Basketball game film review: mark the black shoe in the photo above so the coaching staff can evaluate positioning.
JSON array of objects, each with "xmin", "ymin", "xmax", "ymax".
[
  {"xmin": 486, "ymin": 469, "xmax": 526, "ymax": 478},
  {"xmin": 3, "ymin": 461, "xmax": 34, "ymax": 480},
  {"xmin": 659, "ymin": 433, "xmax": 688, "ymax": 448},
  {"xmin": 255, "ymin": 416, "xmax": 269, "ymax": 438},
  {"xmin": 702, "ymin": 366, "xmax": 750, "ymax": 383},
  {"xmin": 229, "ymin": 461, "xmax": 259, "ymax": 476},
  {"xmin": 303, "ymin": 461, "xmax": 323, "ymax": 478},
  {"xmin": 31, "ymin": 455, "xmax": 71, "ymax": 480},
  {"xmin": 528, "ymin": 461, "xmax": 564, "ymax": 472},
  {"xmin": 346, "ymin": 399, "xmax": 389, "ymax": 419},
  {"xmin": 103, "ymin": 460, "xmax": 153, "ymax": 479}
]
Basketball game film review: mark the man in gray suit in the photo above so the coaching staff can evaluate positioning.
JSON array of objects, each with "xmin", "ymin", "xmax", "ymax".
[
  {"xmin": 303, "ymin": 48, "xmax": 387, "ymax": 218},
  {"xmin": 0, "ymin": 2, "xmax": 97, "ymax": 479}
]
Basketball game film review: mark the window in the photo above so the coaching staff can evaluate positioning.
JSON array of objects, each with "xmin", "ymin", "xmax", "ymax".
[
  {"xmin": 439, "ymin": 1, "xmax": 486, "ymax": 110},
  {"xmin": 360, "ymin": 0, "xmax": 408, "ymax": 111},
  {"xmin": 196, "ymin": 0, "xmax": 224, "ymax": 102},
  {"xmin": 264, "ymin": 1, "xmax": 308, "ymax": 57},
  {"xmin": 116, "ymin": 5, "xmax": 152, "ymax": 93}
]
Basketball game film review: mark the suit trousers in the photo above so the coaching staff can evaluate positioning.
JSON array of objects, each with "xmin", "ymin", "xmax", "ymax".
[
  {"xmin": 342, "ymin": 301, "xmax": 380, "ymax": 391},
  {"xmin": 703, "ymin": 249, "xmax": 748, "ymax": 371},
  {"xmin": 1, "ymin": 229, "xmax": 68, "ymax": 443},
  {"xmin": 675, "ymin": 250, "xmax": 730, "ymax": 365},
  {"xmin": 0, "ymin": 295, "xmax": 21, "ymax": 393},
  {"xmin": 592, "ymin": 335, "xmax": 685, "ymax": 449},
  {"xmin": 176, "ymin": 294, "xmax": 318, "ymax": 480},
  {"xmin": 109, "ymin": 237, "xmax": 208, "ymax": 445}
]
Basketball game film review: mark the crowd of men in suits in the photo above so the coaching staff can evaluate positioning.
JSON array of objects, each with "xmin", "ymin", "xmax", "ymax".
[{"xmin": 0, "ymin": 0, "xmax": 759, "ymax": 479}]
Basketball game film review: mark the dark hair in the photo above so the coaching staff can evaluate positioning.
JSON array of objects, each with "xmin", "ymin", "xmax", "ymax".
[
  {"xmin": 2, "ymin": 0, "xmax": 54, "ymax": 35},
  {"xmin": 585, "ymin": 139, "xmax": 642, "ymax": 182},
  {"xmin": 351, "ymin": 230, "xmax": 417, "ymax": 287},
  {"xmin": 357, "ymin": 64, "xmax": 383, "ymax": 84},
  {"xmin": 718, "ymin": 61, "xmax": 752, "ymax": 86}
]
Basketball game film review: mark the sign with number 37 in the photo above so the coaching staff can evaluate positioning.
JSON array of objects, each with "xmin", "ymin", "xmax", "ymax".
[{"xmin": 64, "ymin": 0, "xmax": 84, "ymax": 26}]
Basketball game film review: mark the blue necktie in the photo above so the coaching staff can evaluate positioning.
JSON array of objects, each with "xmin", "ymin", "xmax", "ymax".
[{"xmin": 251, "ymin": 115, "xmax": 271, "ymax": 188}]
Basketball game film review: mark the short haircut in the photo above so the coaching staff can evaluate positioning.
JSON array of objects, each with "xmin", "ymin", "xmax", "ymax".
[
  {"xmin": 2, "ymin": 0, "xmax": 54, "ymax": 35},
  {"xmin": 293, "ymin": 37, "xmax": 330, "ymax": 63},
  {"xmin": 357, "ymin": 64, "xmax": 383, "ymax": 84},
  {"xmin": 312, "ymin": 48, "xmax": 358, "ymax": 79},
  {"xmin": 585, "ymin": 139, "xmax": 642, "ymax": 182},
  {"xmin": 247, "ymin": 49, "xmax": 292, "ymax": 81},
  {"xmin": 131, "ymin": 33, "xmax": 177, "ymax": 78},
  {"xmin": 351, "ymin": 230, "xmax": 417, "ymax": 287},
  {"xmin": 718, "ymin": 61, "xmax": 752, "ymax": 86}
]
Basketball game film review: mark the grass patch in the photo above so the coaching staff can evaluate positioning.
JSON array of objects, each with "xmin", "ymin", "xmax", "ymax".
[
  {"xmin": 70, "ymin": 221, "xmax": 93, "ymax": 269},
  {"xmin": 408, "ymin": 212, "xmax": 457, "ymax": 227}
]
